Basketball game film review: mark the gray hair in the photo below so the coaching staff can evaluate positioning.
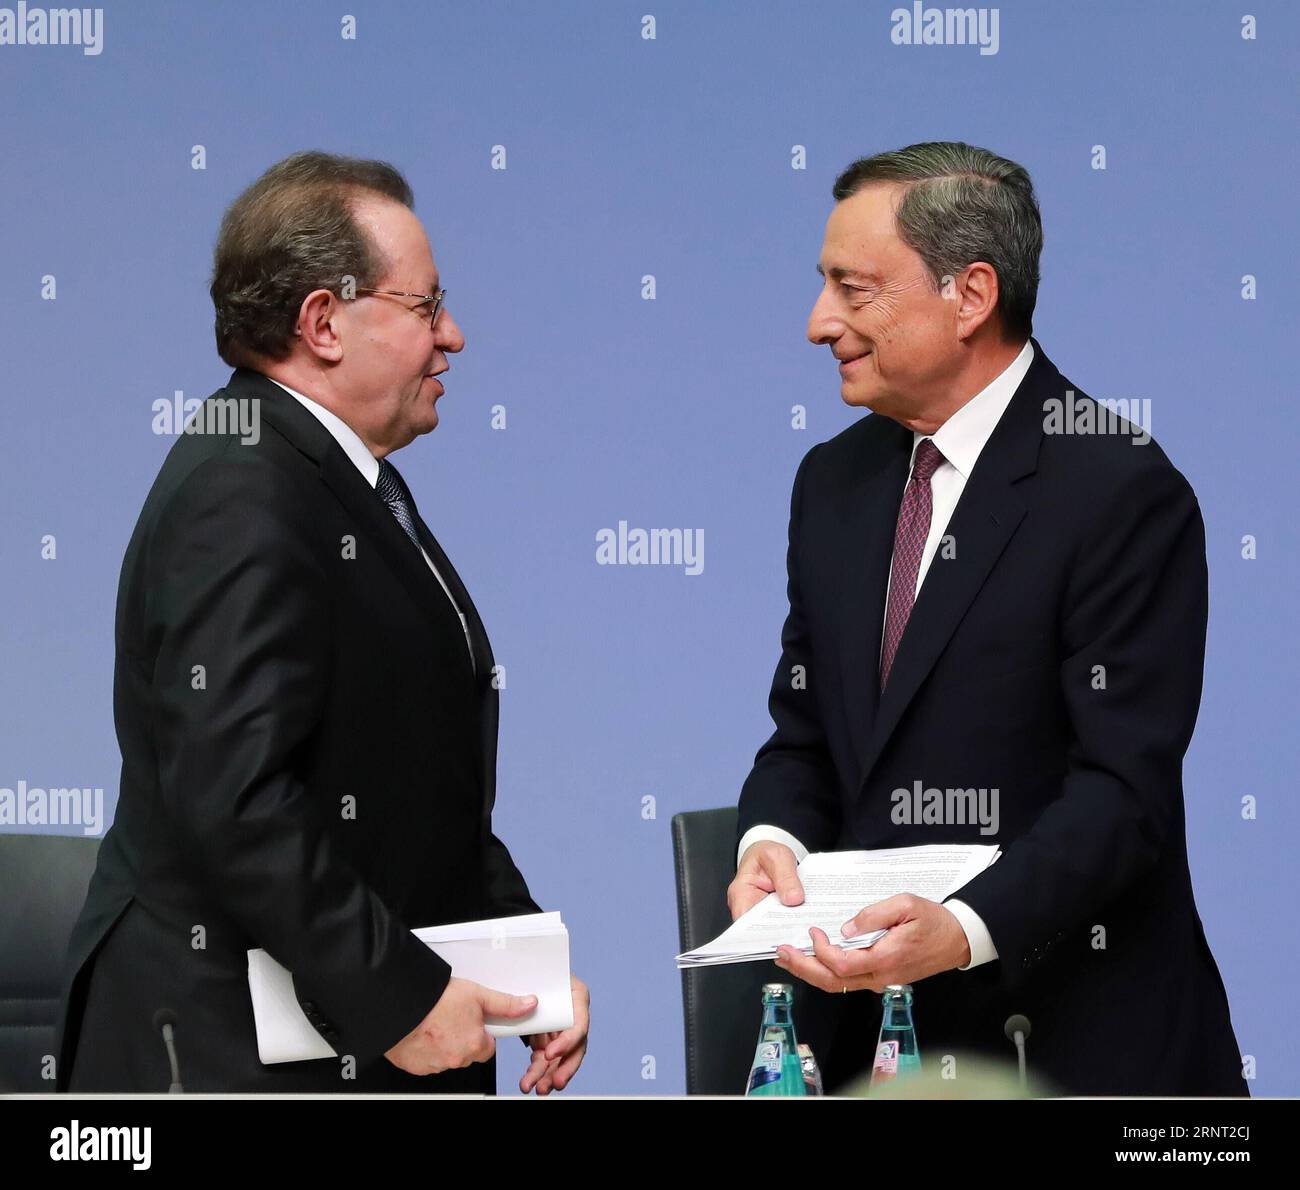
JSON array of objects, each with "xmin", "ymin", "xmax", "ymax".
[
  {"xmin": 210, "ymin": 150, "xmax": 415, "ymax": 367},
  {"xmin": 832, "ymin": 141, "xmax": 1042, "ymax": 340}
]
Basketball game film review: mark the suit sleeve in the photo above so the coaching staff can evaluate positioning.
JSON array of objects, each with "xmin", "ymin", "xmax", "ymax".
[
  {"xmin": 953, "ymin": 458, "xmax": 1208, "ymax": 988},
  {"xmin": 482, "ymin": 830, "xmax": 543, "ymax": 918},
  {"xmin": 149, "ymin": 452, "xmax": 451, "ymax": 1061},
  {"xmin": 736, "ymin": 444, "xmax": 843, "ymax": 857}
]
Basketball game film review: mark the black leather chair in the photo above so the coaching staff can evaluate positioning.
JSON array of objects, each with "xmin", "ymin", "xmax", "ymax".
[
  {"xmin": 0, "ymin": 833, "xmax": 100, "ymax": 1091},
  {"xmin": 672, "ymin": 807, "xmax": 789, "ymax": 1095}
]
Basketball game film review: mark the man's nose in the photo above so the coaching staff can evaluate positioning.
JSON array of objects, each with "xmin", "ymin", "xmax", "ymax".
[
  {"xmin": 807, "ymin": 289, "xmax": 841, "ymax": 346},
  {"xmin": 436, "ymin": 308, "xmax": 465, "ymax": 353}
]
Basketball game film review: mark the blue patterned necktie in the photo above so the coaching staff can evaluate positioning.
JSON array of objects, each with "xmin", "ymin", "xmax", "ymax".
[
  {"xmin": 375, "ymin": 458, "xmax": 478, "ymax": 675},
  {"xmin": 375, "ymin": 459, "xmax": 423, "ymax": 552}
]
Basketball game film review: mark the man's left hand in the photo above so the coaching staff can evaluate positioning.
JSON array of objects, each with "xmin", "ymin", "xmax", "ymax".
[
  {"xmin": 520, "ymin": 973, "xmax": 590, "ymax": 1094},
  {"xmin": 774, "ymin": 895, "xmax": 971, "ymax": 993}
]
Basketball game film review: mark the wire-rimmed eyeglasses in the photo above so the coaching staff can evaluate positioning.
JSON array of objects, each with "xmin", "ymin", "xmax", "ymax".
[{"xmin": 353, "ymin": 286, "xmax": 446, "ymax": 330}]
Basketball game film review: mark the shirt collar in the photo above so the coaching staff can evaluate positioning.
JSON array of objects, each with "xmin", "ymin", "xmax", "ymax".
[
  {"xmin": 913, "ymin": 338, "xmax": 1035, "ymax": 479},
  {"xmin": 264, "ymin": 377, "xmax": 380, "ymax": 488}
]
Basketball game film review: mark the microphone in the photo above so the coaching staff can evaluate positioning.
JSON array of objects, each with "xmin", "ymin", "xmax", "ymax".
[
  {"xmin": 1003, "ymin": 1013, "xmax": 1031, "ymax": 1091},
  {"xmin": 152, "ymin": 1008, "xmax": 184, "ymax": 1093}
]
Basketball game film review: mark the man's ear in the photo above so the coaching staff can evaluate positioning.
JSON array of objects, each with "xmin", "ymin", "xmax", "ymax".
[
  {"xmin": 297, "ymin": 288, "xmax": 346, "ymax": 363},
  {"xmin": 954, "ymin": 262, "xmax": 1001, "ymax": 340}
]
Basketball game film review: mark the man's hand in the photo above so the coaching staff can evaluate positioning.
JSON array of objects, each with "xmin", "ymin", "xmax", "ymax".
[
  {"xmin": 728, "ymin": 841, "xmax": 805, "ymax": 920},
  {"xmin": 520, "ymin": 973, "xmax": 590, "ymax": 1095},
  {"xmin": 773, "ymin": 894, "xmax": 972, "ymax": 993},
  {"xmin": 384, "ymin": 977, "xmax": 537, "ymax": 1075}
]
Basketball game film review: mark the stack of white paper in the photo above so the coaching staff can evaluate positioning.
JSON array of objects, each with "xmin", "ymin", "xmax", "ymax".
[
  {"xmin": 676, "ymin": 844, "xmax": 1001, "ymax": 968},
  {"xmin": 248, "ymin": 911, "xmax": 572, "ymax": 1064}
]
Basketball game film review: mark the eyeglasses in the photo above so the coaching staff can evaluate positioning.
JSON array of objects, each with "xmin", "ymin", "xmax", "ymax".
[{"xmin": 353, "ymin": 286, "xmax": 446, "ymax": 330}]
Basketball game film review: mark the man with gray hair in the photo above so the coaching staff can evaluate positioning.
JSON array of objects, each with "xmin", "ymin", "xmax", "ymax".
[
  {"xmin": 56, "ymin": 151, "xmax": 589, "ymax": 1094},
  {"xmin": 729, "ymin": 142, "xmax": 1244, "ymax": 1095}
]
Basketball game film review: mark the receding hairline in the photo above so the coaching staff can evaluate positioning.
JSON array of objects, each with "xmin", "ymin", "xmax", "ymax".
[{"xmin": 343, "ymin": 190, "xmax": 441, "ymax": 291}]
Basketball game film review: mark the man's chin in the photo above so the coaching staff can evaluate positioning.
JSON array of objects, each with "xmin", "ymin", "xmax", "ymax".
[
  {"xmin": 841, "ymin": 384, "xmax": 882, "ymax": 411},
  {"xmin": 400, "ymin": 413, "xmax": 439, "ymax": 443}
]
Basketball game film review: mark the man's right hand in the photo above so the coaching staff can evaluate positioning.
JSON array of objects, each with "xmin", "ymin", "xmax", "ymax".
[
  {"xmin": 727, "ymin": 841, "xmax": 805, "ymax": 921},
  {"xmin": 384, "ymin": 977, "xmax": 537, "ymax": 1075}
]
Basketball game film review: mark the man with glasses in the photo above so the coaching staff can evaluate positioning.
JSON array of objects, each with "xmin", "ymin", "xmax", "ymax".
[{"xmin": 55, "ymin": 151, "xmax": 589, "ymax": 1094}]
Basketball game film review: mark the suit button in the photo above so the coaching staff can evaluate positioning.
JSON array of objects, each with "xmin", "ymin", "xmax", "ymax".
[{"xmin": 301, "ymin": 1000, "xmax": 318, "ymax": 1013}]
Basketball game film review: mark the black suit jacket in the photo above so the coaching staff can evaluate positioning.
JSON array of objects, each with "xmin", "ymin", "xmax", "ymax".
[
  {"xmin": 737, "ymin": 339, "xmax": 1246, "ymax": 1096},
  {"xmin": 56, "ymin": 367, "xmax": 541, "ymax": 1092}
]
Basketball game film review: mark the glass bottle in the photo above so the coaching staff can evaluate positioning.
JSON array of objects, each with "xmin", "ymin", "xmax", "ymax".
[
  {"xmin": 870, "ymin": 983, "xmax": 921, "ymax": 1089},
  {"xmin": 745, "ymin": 983, "xmax": 808, "ymax": 1096}
]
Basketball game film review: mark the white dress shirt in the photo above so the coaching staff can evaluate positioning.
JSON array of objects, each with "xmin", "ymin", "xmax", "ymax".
[
  {"xmin": 739, "ymin": 339, "xmax": 1035, "ymax": 971},
  {"xmin": 265, "ymin": 377, "xmax": 476, "ymax": 670}
]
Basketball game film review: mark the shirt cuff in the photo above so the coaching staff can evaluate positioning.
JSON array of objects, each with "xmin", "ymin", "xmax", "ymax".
[
  {"xmin": 943, "ymin": 897, "xmax": 998, "ymax": 969},
  {"xmin": 737, "ymin": 824, "xmax": 809, "ymax": 871}
]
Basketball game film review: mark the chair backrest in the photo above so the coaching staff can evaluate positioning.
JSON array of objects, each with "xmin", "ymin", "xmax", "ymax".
[
  {"xmin": 671, "ymin": 807, "xmax": 782, "ymax": 1095},
  {"xmin": 0, "ymin": 833, "xmax": 100, "ymax": 1091}
]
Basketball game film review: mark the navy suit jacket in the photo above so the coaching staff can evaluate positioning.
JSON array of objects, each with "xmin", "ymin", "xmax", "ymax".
[{"xmin": 737, "ymin": 338, "xmax": 1245, "ymax": 1095}]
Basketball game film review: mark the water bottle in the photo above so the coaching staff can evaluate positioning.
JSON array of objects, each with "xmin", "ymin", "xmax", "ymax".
[
  {"xmin": 745, "ymin": 983, "xmax": 808, "ymax": 1096},
  {"xmin": 870, "ymin": 983, "xmax": 921, "ymax": 1088}
]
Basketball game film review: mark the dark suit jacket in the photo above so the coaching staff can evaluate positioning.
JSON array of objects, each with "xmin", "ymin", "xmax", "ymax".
[
  {"xmin": 737, "ymin": 338, "xmax": 1246, "ymax": 1096},
  {"xmin": 56, "ymin": 367, "xmax": 541, "ymax": 1092}
]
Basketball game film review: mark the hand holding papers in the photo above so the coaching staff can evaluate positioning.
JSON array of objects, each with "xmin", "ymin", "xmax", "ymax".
[
  {"xmin": 677, "ymin": 844, "xmax": 1000, "ymax": 968},
  {"xmin": 248, "ymin": 911, "xmax": 573, "ymax": 1064}
]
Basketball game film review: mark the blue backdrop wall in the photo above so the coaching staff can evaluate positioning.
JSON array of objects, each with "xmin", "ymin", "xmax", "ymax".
[{"xmin": 1, "ymin": 0, "xmax": 1296, "ymax": 1094}]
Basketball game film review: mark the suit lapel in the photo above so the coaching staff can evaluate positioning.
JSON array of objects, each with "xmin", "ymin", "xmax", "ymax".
[
  {"xmin": 852, "ymin": 340, "xmax": 1052, "ymax": 794},
  {"xmin": 406, "ymin": 505, "xmax": 501, "ymax": 821},
  {"xmin": 410, "ymin": 513, "xmax": 495, "ymax": 681},
  {"xmin": 233, "ymin": 368, "xmax": 471, "ymax": 639},
  {"xmin": 836, "ymin": 425, "xmax": 913, "ymax": 779},
  {"xmin": 318, "ymin": 447, "xmax": 471, "ymax": 638}
]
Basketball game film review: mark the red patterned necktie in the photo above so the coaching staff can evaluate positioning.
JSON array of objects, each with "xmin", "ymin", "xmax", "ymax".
[{"xmin": 879, "ymin": 438, "xmax": 945, "ymax": 691}]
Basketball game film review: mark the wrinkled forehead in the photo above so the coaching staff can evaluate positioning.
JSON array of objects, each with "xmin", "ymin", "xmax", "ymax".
[{"xmin": 820, "ymin": 183, "xmax": 909, "ymax": 276}]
